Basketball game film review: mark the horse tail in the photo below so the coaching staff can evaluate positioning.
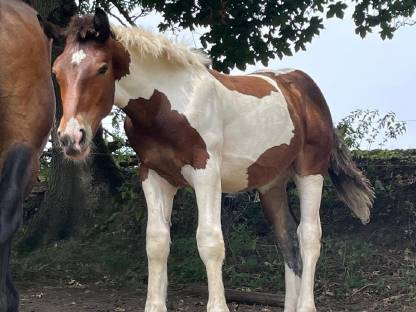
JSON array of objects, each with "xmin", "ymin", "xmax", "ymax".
[
  {"xmin": 328, "ymin": 131, "xmax": 375, "ymax": 224},
  {"xmin": 0, "ymin": 144, "xmax": 32, "ymax": 244}
]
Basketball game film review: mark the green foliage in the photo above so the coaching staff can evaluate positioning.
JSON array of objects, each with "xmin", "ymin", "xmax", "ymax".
[
  {"xmin": 78, "ymin": 1, "xmax": 416, "ymax": 72},
  {"xmin": 169, "ymin": 236, "xmax": 206, "ymax": 283},
  {"xmin": 13, "ymin": 234, "xmax": 147, "ymax": 280},
  {"xmin": 228, "ymin": 224, "xmax": 257, "ymax": 257},
  {"xmin": 337, "ymin": 109, "xmax": 406, "ymax": 149}
]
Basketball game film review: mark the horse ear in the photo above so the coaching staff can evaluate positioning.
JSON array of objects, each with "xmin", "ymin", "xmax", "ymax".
[{"xmin": 93, "ymin": 7, "xmax": 111, "ymax": 42}]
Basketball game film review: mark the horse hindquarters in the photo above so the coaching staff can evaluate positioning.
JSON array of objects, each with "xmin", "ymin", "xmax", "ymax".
[{"xmin": 0, "ymin": 144, "xmax": 32, "ymax": 312}]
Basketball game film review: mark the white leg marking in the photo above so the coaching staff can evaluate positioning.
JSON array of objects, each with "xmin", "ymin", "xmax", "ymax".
[
  {"xmin": 284, "ymin": 264, "xmax": 301, "ymax": 312},
  {"xmin": 294, "ymin": 174, "xmax": 323, "ymax": 312},
  {"xmin": 188, "ymin": 158, "xmax": 229, "ymax": 312},
  {"xmin": 142, "ymin": 170, "xmax": 177, "ymax": 312},
  {"xmin": 71, "ymin": 49, "xmax": 86, "ymax": 65}
]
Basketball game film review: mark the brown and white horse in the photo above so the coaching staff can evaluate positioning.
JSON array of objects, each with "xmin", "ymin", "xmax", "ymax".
[
  {"xmin": 51, "ymin": 9, "xmax": 374, "ymax": 312},
  {"xmin": 0, "ymin": 0, "xmax": 55, "ymax": 311}
]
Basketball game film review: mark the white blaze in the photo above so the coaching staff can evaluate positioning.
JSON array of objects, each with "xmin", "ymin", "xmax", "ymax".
[{"xmin": 71, "ymin": 49, "xmax": 87, "ymax": 65}]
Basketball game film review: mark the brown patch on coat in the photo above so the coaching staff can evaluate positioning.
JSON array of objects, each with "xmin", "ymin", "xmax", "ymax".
[
  {"xmin": 112, "ymin": 40, "xmax": 130, "ymax": 80},
  {"xmin": 123, "ymin": 90, "xmax": 209, "ymax": 186},
  {"xmin": 249, "ymin": 70, "xmax": 334, "ymax": 180},
  {"xmin": 209, "ymin": 69, "xmax": 278, "ymax": 98}
]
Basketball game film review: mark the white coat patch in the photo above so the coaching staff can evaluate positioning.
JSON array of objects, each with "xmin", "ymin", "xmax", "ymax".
[
  {"xmin": 71, "ymin": 49, "xmax": 87, "ymax": 65},
  {"xmin": 218, "ymin": 86, "xmax": 295, "ymax": 192}
]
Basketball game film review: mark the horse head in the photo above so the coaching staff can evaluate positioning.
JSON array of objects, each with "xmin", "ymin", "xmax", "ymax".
[{"xmin": 51, "ymin": 8, "xmax": 130, "ymax": 160}]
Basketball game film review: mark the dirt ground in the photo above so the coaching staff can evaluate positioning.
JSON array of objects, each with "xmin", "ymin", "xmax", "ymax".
[
  {"xmin": 18, "ymin": 280, "xmax": 278, "ymax": 312},
  {"xmin": 17, "ymin": 279, "xmax": 415, "ymax": 312}
]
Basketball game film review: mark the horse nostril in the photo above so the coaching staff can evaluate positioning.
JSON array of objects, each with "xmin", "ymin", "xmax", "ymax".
[
  {"xmin": 79, "ymin": 128, "xmax": 86, "ymax": 146},
  {"xmin": 59, "ymin": 135, "xmax": 71, "ymax": 148},
  {"xmin": 57, "ymin": 130, "xmax": 61, "ymax": 137}
]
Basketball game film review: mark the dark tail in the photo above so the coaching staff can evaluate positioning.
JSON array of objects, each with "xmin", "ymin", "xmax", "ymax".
[
  {"xmin": 0, "ymin": 144, "xmax": 32, "ymax": 244},
  {"xmin": 328, "ymin": 131, "xmax": 375, "ymax": 224}
]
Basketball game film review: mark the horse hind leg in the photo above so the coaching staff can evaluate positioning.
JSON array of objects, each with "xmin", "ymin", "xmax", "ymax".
[
  {"xmin": 0, "ymin": 144, "xmax": 32, "ymax": 312},
  {"xmin": 259, "ymin": 181, "xmax": 302, "ymax": 312},
  {"xmin": 0, "ymin": 144, "xmax": 32, "ymax": 244},
  {"xmin": 294, "ymin": 174, "xmax": 323, "ymax": 312},
  {"xmin": 6, "ymin": 270, "xmax": 18, "ymax": 312}
]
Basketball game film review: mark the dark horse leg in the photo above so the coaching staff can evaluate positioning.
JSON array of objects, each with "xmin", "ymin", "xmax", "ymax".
[
  {"xmin": 259, "ymin": 181, "xmax": 302, "ymax": 312},
  {"xmin": 0, "ymin": 144, "xmax": 32, "ymax": 312}
]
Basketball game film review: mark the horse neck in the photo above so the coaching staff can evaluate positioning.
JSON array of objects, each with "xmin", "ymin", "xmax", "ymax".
[{"xmin": 114, "ymin": 55, "xmax": 208, "ymax": 114}]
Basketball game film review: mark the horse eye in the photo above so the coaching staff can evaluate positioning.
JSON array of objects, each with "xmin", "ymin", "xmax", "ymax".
[{"xmin": 98, "ymin": 64, "xmax": 109, "ymax": 75}]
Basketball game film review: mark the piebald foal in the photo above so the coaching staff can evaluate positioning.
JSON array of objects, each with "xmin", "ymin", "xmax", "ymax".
[{"xmin": 50, "ymin": 9, "xmax": 374, "ymax": 312}]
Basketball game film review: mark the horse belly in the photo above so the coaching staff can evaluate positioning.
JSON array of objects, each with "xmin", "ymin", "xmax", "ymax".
[{"xmin": 220, "ymin": 90, "xmax": 295, "ymax": 193}]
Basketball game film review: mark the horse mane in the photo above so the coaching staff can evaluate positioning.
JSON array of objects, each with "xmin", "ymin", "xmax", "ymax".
[
  {"xmin": 111, "ymin": 26, "xmax": 211, "ymax": 70},
  {"xmin": 65, "ymin": 14, "xmax": 211, "ymax": 70},
  {"xmin": 65, "ymin": 15, "xmax": 107, "ymax": 43}
]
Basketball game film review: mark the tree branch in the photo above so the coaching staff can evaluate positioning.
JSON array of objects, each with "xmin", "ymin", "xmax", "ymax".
[
  {"xmin": 106, "ymin": 6, "xmax": 128, "ymax": 26},
  {"xmin": 107, "ymin": 0, "xmax": 136, "ymax": 26}
]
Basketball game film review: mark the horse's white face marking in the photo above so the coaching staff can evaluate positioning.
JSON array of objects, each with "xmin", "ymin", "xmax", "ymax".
[{"xmin": 71, "ymin": 49, "xmax": 87, "ymax": 65}]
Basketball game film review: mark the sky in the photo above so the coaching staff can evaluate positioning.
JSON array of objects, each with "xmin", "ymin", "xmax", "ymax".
[{"xmin": 110, "ymin": 11, "xmax": 416, "ymax": 149}]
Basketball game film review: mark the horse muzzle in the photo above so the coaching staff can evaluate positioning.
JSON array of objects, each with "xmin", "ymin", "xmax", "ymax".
[{"xmin": 58, "ymin": 117, "xmax": 91, "ymax": 160}]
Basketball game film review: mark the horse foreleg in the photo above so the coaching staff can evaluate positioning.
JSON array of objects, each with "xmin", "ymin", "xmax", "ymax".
[
  {"xmin": 294, "ymin": 174, "xmax": 323, "ymax": 312},
  {"xmin": 191, "ymin": 165, "xmax": 229, "ymax": 312},
  {"xmin": 142, "ymin": 169, "xmax": 177, "ymax": 312}
]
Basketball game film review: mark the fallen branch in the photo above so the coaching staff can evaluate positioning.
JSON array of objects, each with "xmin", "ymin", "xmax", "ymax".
[{"xmin": 174, "ymin": 285, "xmax": 284, "ymax": 307}]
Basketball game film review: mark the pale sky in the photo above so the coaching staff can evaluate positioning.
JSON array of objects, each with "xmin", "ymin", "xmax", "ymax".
[{"xmin": 110, "ymin": 11, "xmax": 416, "ymax": 149}]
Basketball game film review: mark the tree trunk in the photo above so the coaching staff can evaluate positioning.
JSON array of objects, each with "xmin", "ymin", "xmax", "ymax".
[{"xmin": 20, "ymin": 1, "xmax": 123, "ymax": 250}]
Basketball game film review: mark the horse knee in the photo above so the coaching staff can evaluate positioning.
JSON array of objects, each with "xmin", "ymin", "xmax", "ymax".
[
  {"xmin": 146, "ymin": 229, "xmax": 170, "ymax": 262},
  {"xmin": 297, "ymin": 222, "xmax": 321, "ymax": 260},
  {"xmin": 196, "ymin": 227, "xmax": 225, "ymax": 264}
]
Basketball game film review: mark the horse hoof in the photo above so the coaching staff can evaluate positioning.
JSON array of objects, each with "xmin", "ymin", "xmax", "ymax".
[
  {"xmin": 296, "ymin": 305, "xmax": 316, "ymax": 312},
  {"xmin": 144, "ymin": 302, "xmax": 167, "ymax": 312},
  {"xmin": 207, "ymin": 304, "xmax": 230, "ymax": 312}
]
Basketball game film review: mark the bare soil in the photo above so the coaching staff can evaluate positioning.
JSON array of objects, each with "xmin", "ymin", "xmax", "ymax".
[{"xmin": 18, "ymin": 278, "xmax": 415, "ymax": 312}]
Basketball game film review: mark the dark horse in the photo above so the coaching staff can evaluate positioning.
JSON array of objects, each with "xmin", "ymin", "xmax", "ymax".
[{"xmin": 0, "ymin": 0, "xmax": 55, "ymax": 310}]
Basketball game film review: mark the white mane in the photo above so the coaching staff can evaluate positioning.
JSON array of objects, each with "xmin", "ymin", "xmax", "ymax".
[{"xmin": 111, "ymin": 26, "xmax": 211, "ymax": 70}]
